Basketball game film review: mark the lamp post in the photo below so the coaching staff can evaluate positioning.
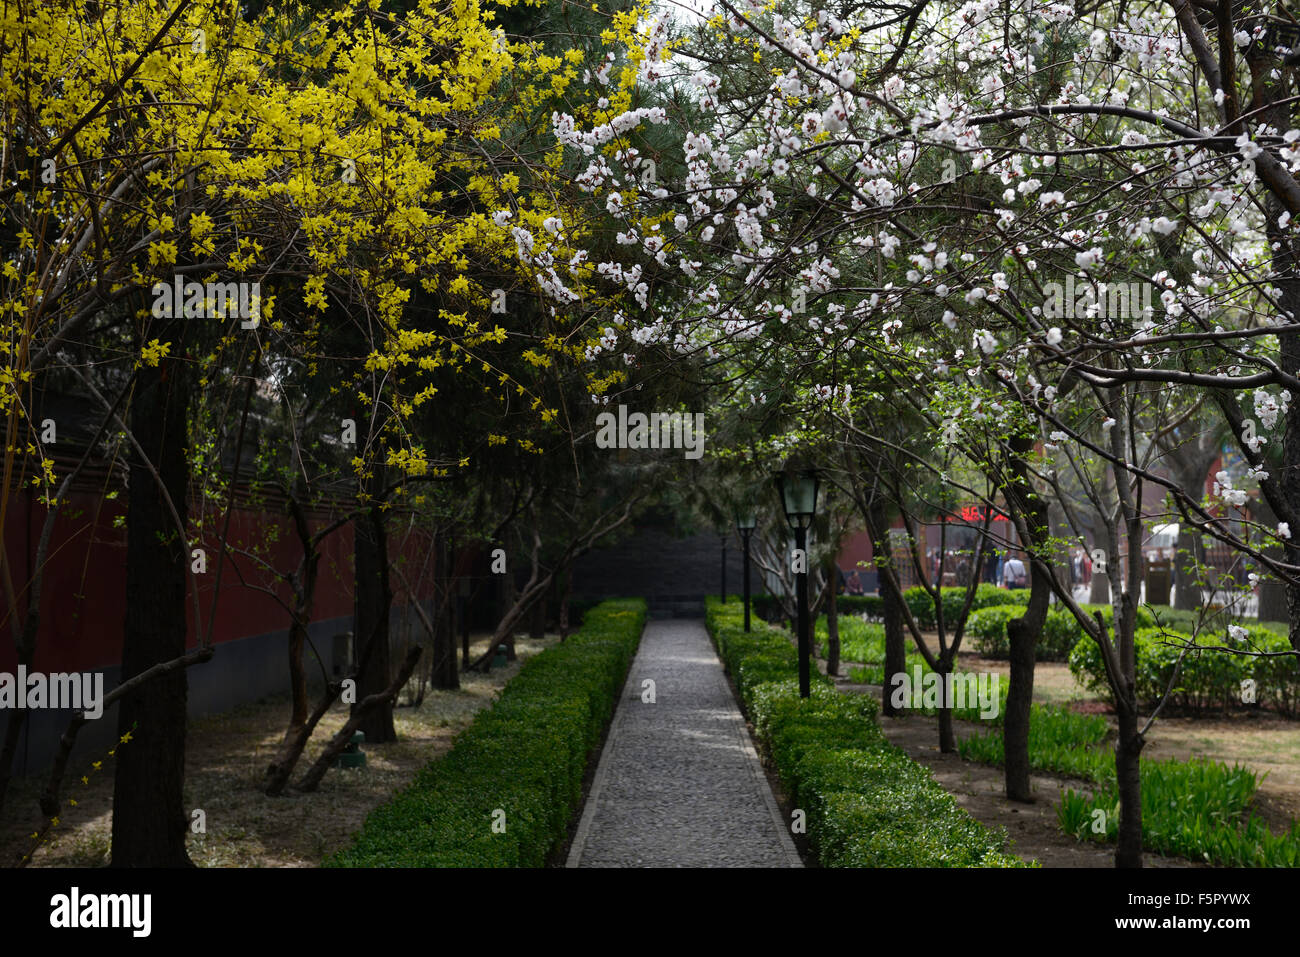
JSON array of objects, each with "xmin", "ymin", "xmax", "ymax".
[
  {"xmin": 736, "ymin": 507, "xmax": 757, "ymax": 632},
  {"xmin": 775, "ymin": 466, "xmax": 820, "ymax": 698}
]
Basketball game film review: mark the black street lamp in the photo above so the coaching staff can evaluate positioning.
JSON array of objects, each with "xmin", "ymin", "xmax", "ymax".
[
  {"xmin": 775, "ymin": 466, "xmax": 820, "ymax": 698},
  {"xmin": 735, "ymin": 506, "xmax": 757, "ymax": 632}
]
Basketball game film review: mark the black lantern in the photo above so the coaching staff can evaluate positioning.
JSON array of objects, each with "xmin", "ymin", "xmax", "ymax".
[{"xmin": 775, "ymin": 469, "xmax": 820, "ymax": 531}]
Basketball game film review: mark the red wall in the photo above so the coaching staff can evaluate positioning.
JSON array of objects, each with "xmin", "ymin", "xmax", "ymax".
[
  {"xmin": 837, "ymin": 529, "xmax": 874, "ymax": 573},
  {"xmin": 1, "ymin": 490, "xmax": 431, "ymax": 673}
]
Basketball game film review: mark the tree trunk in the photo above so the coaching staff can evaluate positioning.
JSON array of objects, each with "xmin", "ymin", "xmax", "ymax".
[
  {"xmin": 1283, "ymin": 322, "xmax": 1300, "ymax": 651},
  {"xmin": 281, "ymin": 523, "xmax": 319, "ymax": 743},
  {"xmin": 1257, "ymin": 68, "xmax": 1300, "ymax": 653},
  {"xmin": 1089, "ymin": 563, "xmax": 1111, "ymax": 604},
  {"xmin": 263, "ymin": 679, "xmax": 343, "ymax": 796},
  {"xmin": 111, "ymin": 337, "xmax": 192, "ymax": 868},
  {"xmin": 1114, "ymin": 709, "xmax": 1144, "ymax": 867},
  {"xmin": 1173, "ymin": 525, "xmax": 1204, "ymax": 612},
  {"xmin": 1001, "ymin": 438, "xmax": 1049, "ymax": 802},
  {"xmin": 297, "ymin": 646, "xmax": 423, "ymax": 792},
  {"xmin": 937, "ymin": 659, "xmax": 956, "ymax": 752},
  {"xmin": 0, "ymin": 710, "xmax": 28, "ymax": 818},
  {"xmin": 353, "ymin": 465, "xmax": 395, "ymax": 743}
]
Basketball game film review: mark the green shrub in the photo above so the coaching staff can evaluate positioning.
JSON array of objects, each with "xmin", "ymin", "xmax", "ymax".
[
  {"xmin": 901, "ymin": 584, "xmax": 1030, "ymax": 630},
  {"xmin": 1068, "ymin": 622, "xmax": 1300, "ymax": 716},
  {"xmin": 326, "ymin": 598, "xmax": 645, "ymax": 867},
  {"xmin": 966, "ymin": 605, "xmax": 1030, "ymax": 659},
  {"xmin": 968, "ymin": 603, "xmax": 1147, "ymax": 662},
  {"xmin": 705, "ymin": 597, "xmax": 1030, "ymax": 867},
  {"xmin": 1146, "ymin": 605, "xmax": 1291, "ymax": 641}
]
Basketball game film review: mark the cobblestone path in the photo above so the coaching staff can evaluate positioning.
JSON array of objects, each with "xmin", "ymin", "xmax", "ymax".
[{"xmin": 566, "ymin": 619, "xmax": 802, "ymax": 867}]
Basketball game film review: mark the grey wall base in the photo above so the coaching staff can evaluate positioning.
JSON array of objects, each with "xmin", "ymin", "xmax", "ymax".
[{"xmin": 2, "ymin": 600, "xmax": 432, "ymax": 778}]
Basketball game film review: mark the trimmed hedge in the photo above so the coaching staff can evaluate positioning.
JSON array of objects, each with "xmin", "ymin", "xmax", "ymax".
[
  {"xmin": 1068, "ymin": 623, "xmax": 1300, "ymax": 717},
  {"xmin": 968, "ymin": 603, "xmax": 1155, "ymax": 663},
  {"xmin": 707, "ymin": 597, "xmax": 1029, "ymax": 867},
  {"xmin": 326, "ymin": 598, "xmax": 646, "ymax": 867}
]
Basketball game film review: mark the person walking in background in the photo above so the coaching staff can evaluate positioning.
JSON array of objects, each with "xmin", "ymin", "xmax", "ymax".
[{"xmin": 1002, "ymin": 552, "xmax": 1027, "ymax": 589}]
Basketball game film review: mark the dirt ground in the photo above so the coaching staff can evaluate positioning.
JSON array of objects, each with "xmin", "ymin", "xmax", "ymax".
[
  {"xmin": 824, "ymin": 630, "xmax": 1300, "ymax": 867},
  {"xmin": 0, "ymin": 634, "xmax": 556, "ymax": 868}
]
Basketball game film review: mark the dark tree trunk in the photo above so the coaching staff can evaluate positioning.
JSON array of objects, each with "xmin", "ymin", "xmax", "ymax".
[
  {"xmin": 1173, "ymin": 524, "xmax": 1205, "ymax": 612},
  {"xmin": 1255, "ymin": 57, "xmax": 1300, "ymax": 653},
  {"xmin": 297, "ymin": 647, "xmax": 423, "ymax": 792},
  {"xmin": 1112, "ymin": 431, "xmax": 1147, "ymax": 867},
  {"xmin": 937, "ymin": 658, "xmax": 956, "ymax": 752},
  {"xmin": 0, "ymin": 710, "xmax": 27, "ymax": 818},
  {"xmin": 282, "ymin": 507, "xmax": 319, "ymax": 740},
  {"xmin": 111, "ymin": 337, "xmax": 192, "ymax": 867},
  {"xmin": 1001, "ymin": 438, "xmax": 1049, "ymax": 802},
  {"xmin": 1115, "ymin": 707, "xmax": 1145, "ymax": 867},
  {"xmin": 1283, "ymin": 321, "xmax": 1300, "ymax": 651},
  {"xmin": 353, "ymin": 465, "xmax": 395, "ymax": 743},
  {"xmin": 263, "ymin": 680, "xmax": 343, "ymax": 796}
]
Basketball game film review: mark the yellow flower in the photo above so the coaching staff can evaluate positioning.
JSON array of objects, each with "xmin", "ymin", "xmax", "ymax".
[{"xmin": 140, "ymin": 339, "xmax": 171, "ymax": 367}]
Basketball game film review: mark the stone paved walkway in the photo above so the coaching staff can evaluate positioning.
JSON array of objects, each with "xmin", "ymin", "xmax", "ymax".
[{"xmin": 566, "ymin": 619, "xmax": 802, "ymax": 867}]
